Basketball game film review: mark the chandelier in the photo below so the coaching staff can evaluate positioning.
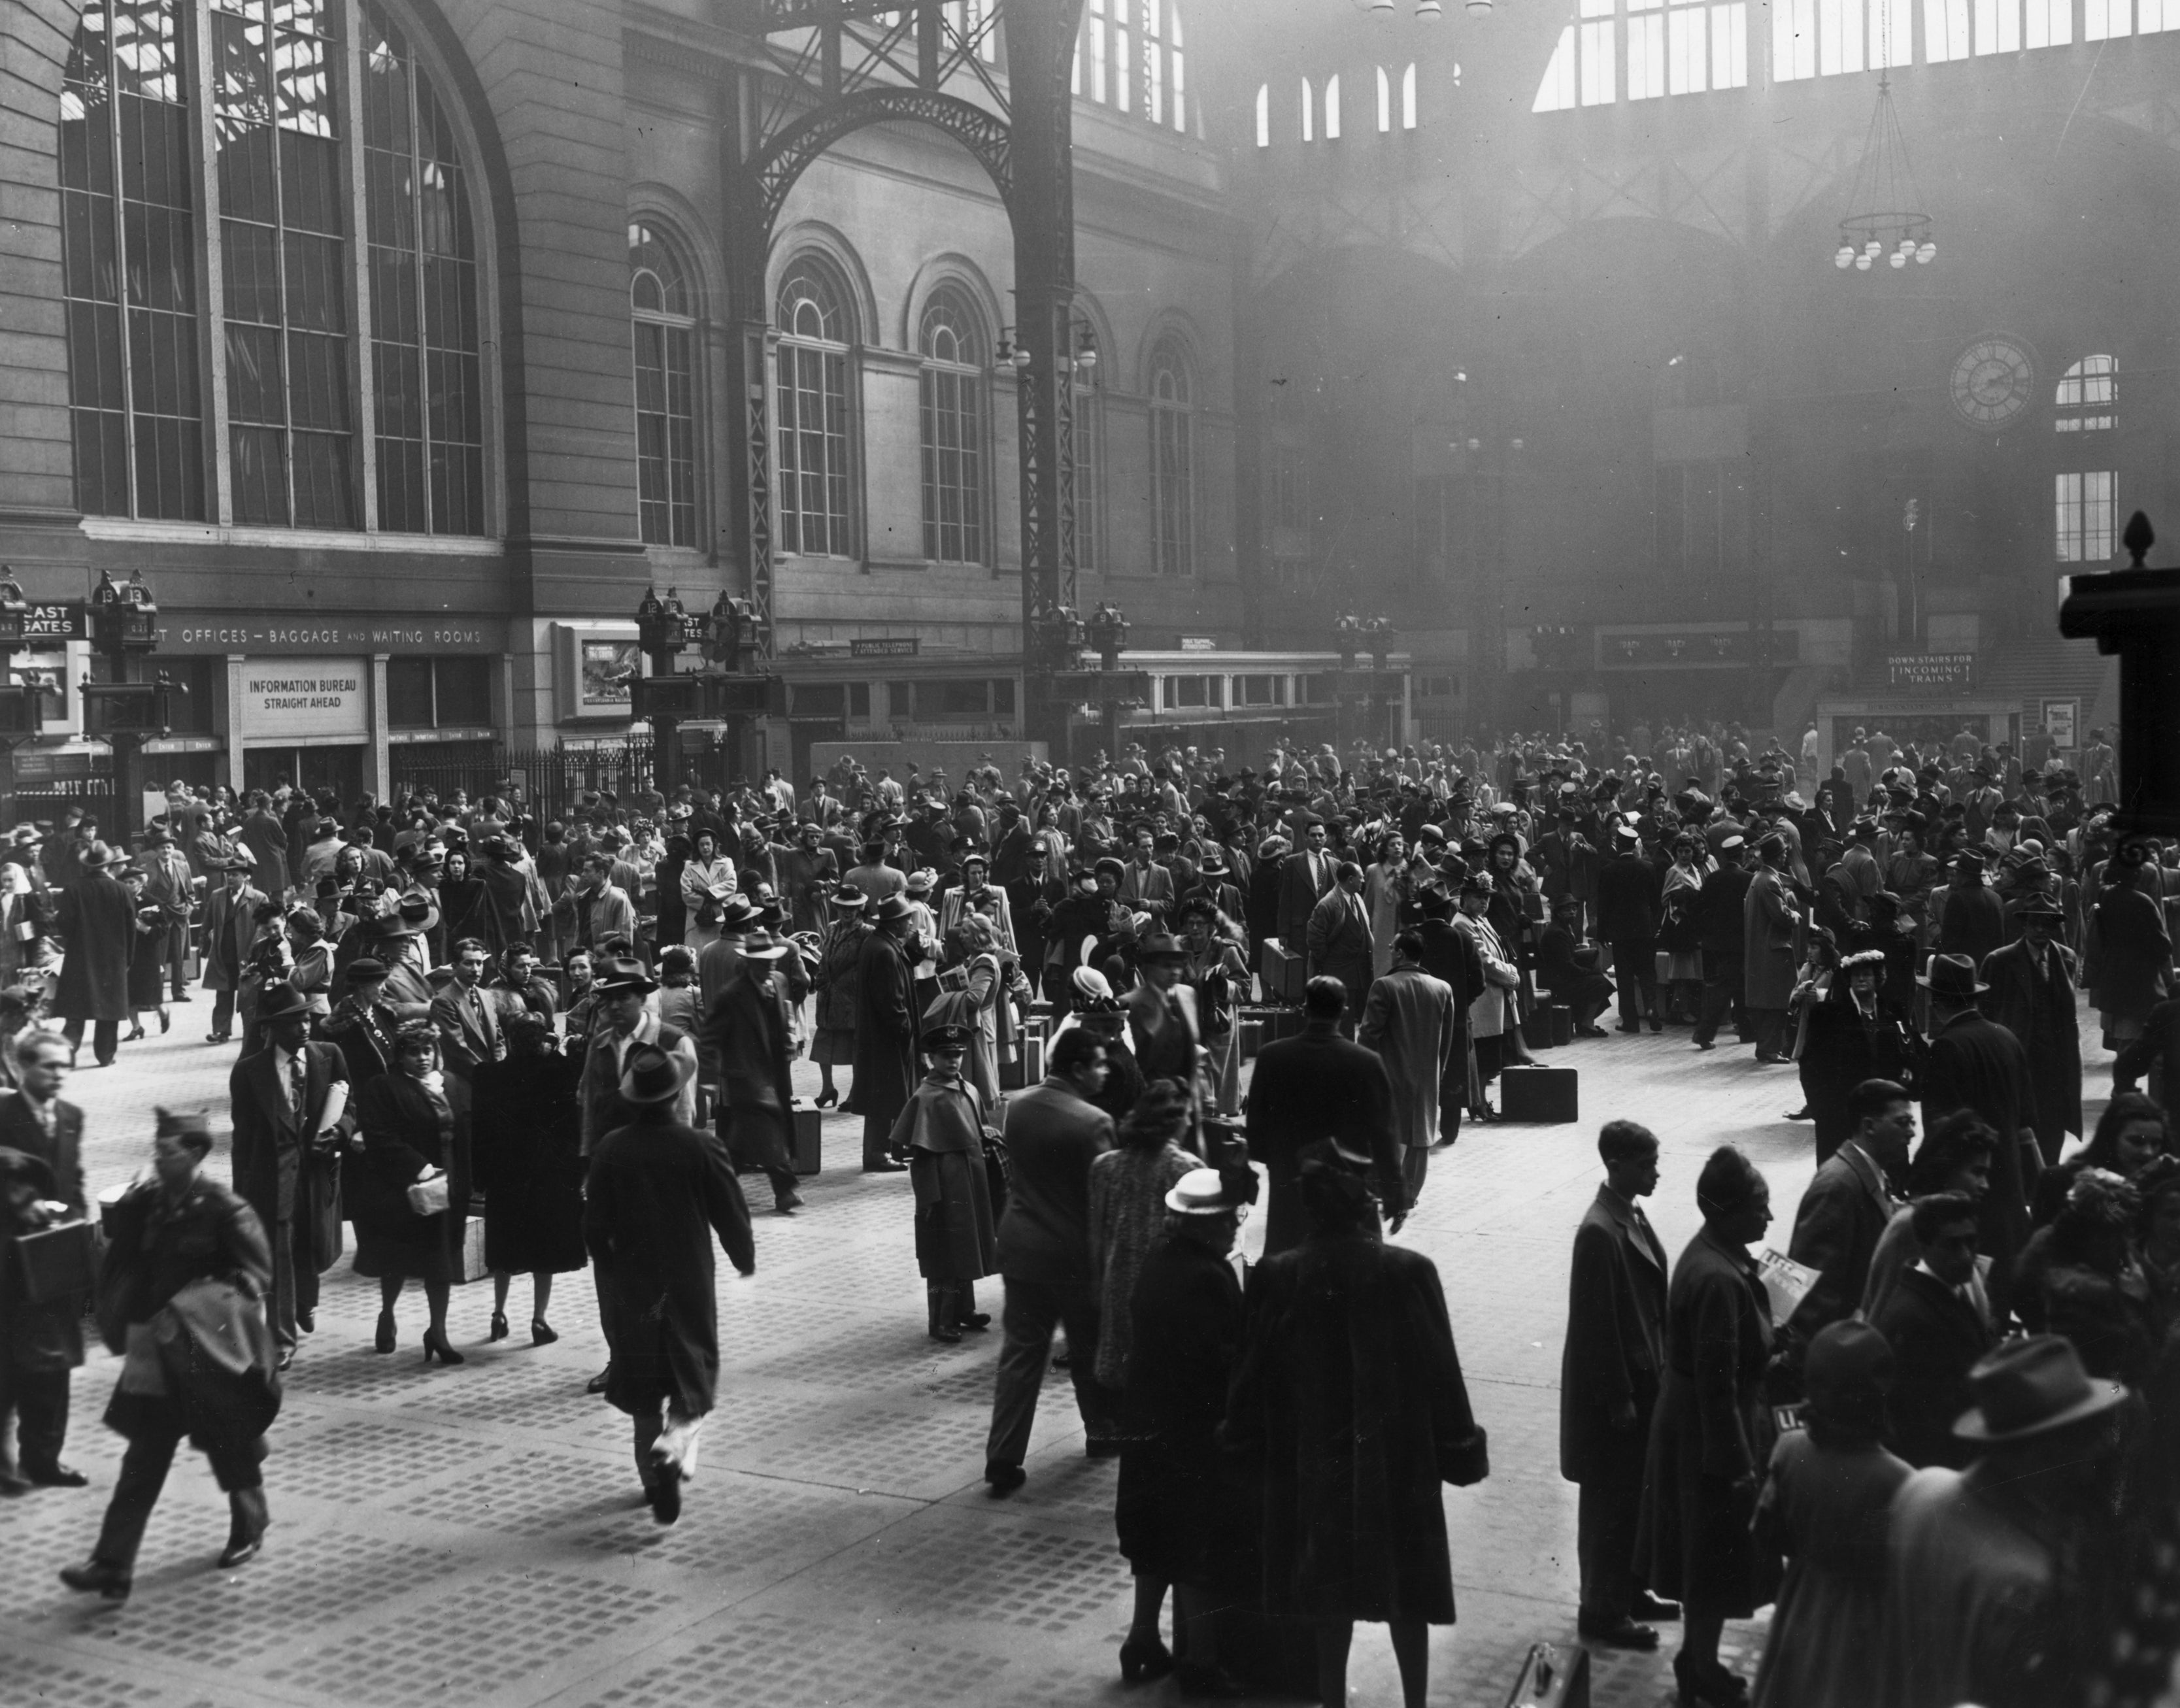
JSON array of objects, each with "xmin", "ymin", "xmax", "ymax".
[
  {"xmin": 1360, "ymin": 0, "xmax": 1490, "ymax": 22},
  {"xmin": 1834, "ymin": 63, "xmax": 1934, "ymax": 272}
]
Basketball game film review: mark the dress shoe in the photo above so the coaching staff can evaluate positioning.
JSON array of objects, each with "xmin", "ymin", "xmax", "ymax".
[
  {"xmin": 984, "ymin": 1460, "xmax": 1026, "ymax": 1497},
  {"xmin": 956, "ymin": 1311, "xmax": 991, "ymax": 1331},
  {"xmin": 647, "ymin": 1462, "xmax": 683, "ymax": 1526},
  {"xmin": 1576, "ymin": 1025, "xmax": 1609, "ymax": 1039},
  {"xmin": 1084, "ymin": 1436, "xmax": 1124, "ymax": 1459},
  {"xmin": 276, "ymin": 1350, "xmax": 294, "ymax": 1372},
  {"xmin": 1615, "ymin": 1023, "xmax": 1640, "ymax": 1034},
  {"xmin": 59, "ymin": 1559, "xmax": 131, "ymax": 1601},
  {"xmin": 27, "ymin": 1464, "xmax": 88, "ymax": 1489},
  {"xmin": 928, "ymin": 1318, "xmax": 963, "ymax": 1344},
  {"xmin": 374, "ymin": 1310, "xmax": 396, "ymax": 1354},
  {"xmin": 864, "ymin": 1158, "xmax": 909, "ymax": 1174},
  {"xmin": 488, "ymin": 1311, "xmax": 510, "ymax": 1342},
  {"xmin": 814, "ymin": 1087, "xmax": 838, "ymax": 1109},
  {"xmin": 218, "ymin": 1532, "xmax": 264, "ymax": 1569},
  {"xmin": 587, "ymin": 1364, "xmax": 613, "ymax": 1394},
  {"xmin": 1577, "ymin": 1615, "xmax": 1659, "ymax": 1650},
  {"xmin": 124, "ymin": 1025, "xmax": 146, "ymax": 1043},
  {"xmin": 1692, "ymin": 1038, "xmax": 1715, "ymax": 1052},
  {"xmin": 1630, "ymin": 1591, "xmax": 1681, "ymax": 1621},
  {"xmin": 531, "ymin": 1318, "xmax": 559, "ymax": 1347},
  {"xmin": 206, "ymin": 1031, "xmax": 230, "ymax": 1044},
  {"xmin": 1672, "ymin": 1652, "xmax": 1749, "ymax": 1707},
  {"xmin": 420, "ymin": 1328, "xmax": 465, "ymax": 1365},
  {"xmin": 1647, "ymin": 1014, "xmax": 1664, "ymax": 1033},
  {"xmin": 174, "ymin": 992, "xmax": 192, "ymax": 1002},
  {"xmin": 1118, "ymin": 1634, "xmax": 1175, "ymax": 1684},
  {"xmin": 0, "ymin": 1467, "xmax": 31, "ymax": 1496},
  {"xmin": 296, "ymin": 1306, "xmax": 314, "ymax": 1333},
  {"xmin": 1784, "ymin": 1106, "xmax": 1812, "ymax": 1120},
  {"xmin": 774, "ymin": 1190, "xmax": 804, "ymax": 1214},
  {"xmin": 159, "ymin": 1011, "xmax": 171, "ymax": 1034}
]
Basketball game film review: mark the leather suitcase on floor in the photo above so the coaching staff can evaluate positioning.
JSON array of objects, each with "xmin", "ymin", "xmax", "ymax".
[
  {"xmin": 1503, "ymin": 1641, "xmax": 1590, "ymax": 1707},
  {"xmin": 1549, "ymin": 1004, "xmax": 1574, "ymax": 1047},
  {"xmin": 1239, "ymin": 1017, "xmax": 1262, "ymax": 1062},
  {"xmin": 1499, "ymin": 1065, "xmax": 1579, "ymax": 1124},
  {"xmin": 1001, "ymin": 1016, "xmax": 1048, "ymax": 1090},
  {"xmin": 790, "ymin": 1099, "xmax": 823, "ymax": 1175},
  {"xmin": 1520, "ymin": 1006, "xmax": 1557, "ymax": 1050},
  {"xmin": 1259, "ymin": 938, "xmax": 1306, "ymax": 1005}
]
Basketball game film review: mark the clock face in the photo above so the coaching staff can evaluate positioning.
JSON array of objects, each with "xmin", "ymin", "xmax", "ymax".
[{"xmin": 1950, "ymin": 337, "xmax": 2035, "ymax": 429}]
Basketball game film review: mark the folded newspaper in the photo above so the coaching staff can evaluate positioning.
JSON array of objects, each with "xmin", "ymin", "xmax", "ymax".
[{"xmin": 1754, "ymin": 1247, "xmax": 1820, "ymax": 1323}]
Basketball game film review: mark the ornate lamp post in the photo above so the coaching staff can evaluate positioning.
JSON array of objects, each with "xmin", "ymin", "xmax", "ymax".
[
  {"xmin": 1334, "ymin": 612, "xmax": 1397, "ymax": 752},
  {"xmin": 631, "ymin": 586, "xmax": 699, "ymax": 795},
  {"xmin": 2060, "ymin": 511, "xmax": 2180, "ymax": 841},
  {"xmin": 82, "ymin": 568, "xmax": 175, "ymax": 838}
]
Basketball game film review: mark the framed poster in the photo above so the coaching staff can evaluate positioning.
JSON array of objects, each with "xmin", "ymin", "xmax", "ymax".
[
  {"xmin": 552, "ymin": 623, "xmax": 643, "ymax": 721},
  {"xmin": 2041, "ymin": 698, "xmax": 2079, "ymax": 750},
  {"xmin": 580, "ymin": 641, "xmax": 638, "ymax": 709}
]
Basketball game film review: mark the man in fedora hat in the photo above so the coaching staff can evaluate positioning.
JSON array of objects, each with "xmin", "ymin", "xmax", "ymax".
[
  {"xmin": 1305, "ymin": 860, "xmax": 1376, "ymax": 1037},
  {"xmin": 578, "ymin": 958, "xmax": 696, "ymax": 1156},
  {"xmin": 1977, "ymin": 897, "xmax": 2081, "ymax": 1165},
  {"xmin": 1121, "ymin": 931, "xmax": 1201, "ymax": 1094},
  {"xmin": 584, "ymin": 1041, "xmax": 753, "ymax": 1526},
  {"xmin": 848, "ymin": 894, "xmax": 921, "ymax": 1173},
  {"xmin": 201, "ymin": 857, "xmax": 271, "ymax": 1044},
  {"xmin": 53, "ymin": 843, "xmax": 133, "ymax": 1069},
  {"xmin": 710, "ymin": 926, "xmax": 803, "ymax": 1216},
  {"xmin": 135, "ymin": 821, "xmax": 195, "ymax": 1007},
  {"xmin": 229, "ymin": 984, "xmax": 355, "ymax": 1363},
  {"xmin": 362, "ymin": 891, "xmax": 439, "ymax": 1016},
  {"xmin": 0, "ymin": 1031, "xmax": 87, "ymax": 1493},
  {"xmin": 1877, "ymin": 1335, "xmax": 2125, "ymax": 1708},
  {"xmin": 1934, "ymin": 848, "xmax": 2005, "ymax": 969},
  {"xmin": 1919, "ymin": 952, "xmax": 2038, "ymax": 1320}
]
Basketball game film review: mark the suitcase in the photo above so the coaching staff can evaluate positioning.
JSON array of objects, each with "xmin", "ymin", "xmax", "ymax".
[
  {"xmin": 1656, "ymin": 950, "xmax": 1675, "ymax": 986},
  {"xmin": 1503, "ymin": 1641, "xmax": 1590, "ymax": 1707},
  {"xmin": 1549, "ymin": 1004, "xmax": 1574, "ymax": 1047},
  {"xmin": 1239, "ymin": 1018, "xmax": 1262, "ymax": 1062},
  {"xmin": 1259, "ymin": 938, "xmax": 1306, "ymax": 1005},
  {"xmin": 1002, "ymin": 1017, "xmax": 1048, "ymax": 1090},
  {"xmin": 17, "ymin": 1219, "xmax": 97, "ymax": 1303},
  {"xmin": 1520, "ymin": 1006, "xmax": 1557, "ymax": 1050},
  {"xmin": 1499, "ymin": 1065, "xmax": 1579, "ymax": 1124},
  {"xmin": 457, "ymin": 1215, "xmax": 489, "ymax": 1284},
  {"xmin": 790, "ymin": 1099, "xmax": 823, "ymax": 1175}
]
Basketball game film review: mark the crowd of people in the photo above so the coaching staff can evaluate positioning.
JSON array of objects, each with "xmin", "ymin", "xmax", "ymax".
[{"xmin": 0, "ymin": 714, "xmax": 2169, "ymax": 1707}]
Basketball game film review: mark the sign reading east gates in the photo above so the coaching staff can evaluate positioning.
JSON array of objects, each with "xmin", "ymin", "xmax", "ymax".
[
  {"xmin": 160, "ymin": 619, "xmax": 497, "ymax": 654},
  {"xmin": 849, "ymin": 637, "xmax": 919, "ymax": 658},
  {"xmin": 24, "ymin": 602, "xmax": 86, "ymax": 641},
  {"xmin": 1887, "ymin": 652, "xmax": 1975, "ymax": 690},
  {"xmin": 239, "ymin": 658, "xmax": 369, "ymax": 740}
]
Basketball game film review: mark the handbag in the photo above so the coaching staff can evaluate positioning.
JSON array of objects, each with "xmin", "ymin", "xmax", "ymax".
[
  {"xmin": 406, "ymin": 1171, "xmax": 450, "ymax": 1216},
  {"xmin": 1437, "ymin": 1424, "xmax": 1490, "ymax": 1487},
  {"xmin": 458, "ymin": 1216, "xmax": 488, "ymax": 1284}
]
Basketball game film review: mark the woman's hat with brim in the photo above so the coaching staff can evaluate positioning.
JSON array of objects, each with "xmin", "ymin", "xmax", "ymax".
[
  {"xmin": 592, "ymin": 955, "xmax": 660, "ymax": 996},
  {"xmin": 905, "ymin": 869, "xmax": 937, "ymax": 896},
  {"xmin": 618, "ymin": 1042, "xmax": 693, "ymax": 1105},
  {"xmin": 829, "ymin": 885, "xmax": 868, "ymax": 911},
  {"xmin": 1953, "ymin": 1334, "xmax": 2125, "ymax": 1444},
  {"xmin": 1165, "ymin": 1166, "xmax": 1245, "ymax": 1216},
  {"xmin": 346, "ymin": 958, "xmax": 388, "ymax": 984}
]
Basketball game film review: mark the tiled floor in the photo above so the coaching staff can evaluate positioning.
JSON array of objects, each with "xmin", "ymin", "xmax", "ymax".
[{"xmin": 0, "ymin": 1000, "xmax": 2113, "ymax": 1706}]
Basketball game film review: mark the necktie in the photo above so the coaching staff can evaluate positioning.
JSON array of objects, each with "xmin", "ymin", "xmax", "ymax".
[{"xmin": 288, "ymin": 1052, "xmax": 307, "ymax": 1124}]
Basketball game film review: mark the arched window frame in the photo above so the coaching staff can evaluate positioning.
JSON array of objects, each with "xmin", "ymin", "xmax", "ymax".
[
  {"xmin": 1377, "ymin": 65, "xmax": 1393, "ymax": 131},
  {"xmin": 917, "ymin": 286, "xmax": 988, "ymax": 567},
  {"xmin": 1254, "ymin": 82, "xmax": 1270, "ymax": 146},
  {"xmin": 629, "ymin": 220, "xmax": 702, "ymax": 550},
  {"xmin": 773, "ymin": 254, "xmax": 858, "ymax": 560},
  {"xmin": 2054, "ymin": 354, "xmax": 2116, "ymax": 433},
  {"xmin": 1073, "ymin": 0, "xmax": 1187, "ymax": 130},
  {"xmin": 2054, "ymin": 354, "xmax": 2117, "ymax": 565},
  {"xmin": 1325, "ymin": 73, "xmax": 1342, "ymax": 138},
  {"xmin": 1301, "ymin": 75, "xmax": 1315, "ymax": 141},
  {"xmin": 56, "ymin": 0, "xmax": 495, "ymax": 535},
  {"xmin": 1148, "ymin": 335, "xmax": 1195, "ymax": 578}
]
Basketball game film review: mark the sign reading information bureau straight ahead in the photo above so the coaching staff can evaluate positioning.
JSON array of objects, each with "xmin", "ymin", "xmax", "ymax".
[
  {"xmin": 239, "ymin": 658, "xmax": 369, "ymax": 741},
  {"xmin": 1887, "ymin": 652, "xmax": 1975, "ymax": 692}
]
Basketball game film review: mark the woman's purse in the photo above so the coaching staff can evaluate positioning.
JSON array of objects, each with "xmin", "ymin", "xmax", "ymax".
[
  {"xmin": 406, "ymin": 1170, "xmax": 450, "ymax": 1216},
  {"xmin": 1437, "ymin": 1424, "xmax": 1490, "ymax": 1487}
]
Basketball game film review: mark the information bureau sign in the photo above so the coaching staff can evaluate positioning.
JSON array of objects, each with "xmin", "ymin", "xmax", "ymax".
[
  {"xmin": 1887, "ymin": 653, "xmax": 1975, "ymax": 692},
  {"xmin": 239, "ymin": 658, "xmax": 368, "ymax": 740}
]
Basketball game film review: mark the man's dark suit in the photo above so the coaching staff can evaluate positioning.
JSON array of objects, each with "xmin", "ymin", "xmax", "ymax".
[
  {"xmin": 1560, "ymin": 1183, "xmax": 1668, "ymax": 1626},
  {"xmin": 1920, "ymin": 1008, "xmax": 2039, "ymax": 1321},
  {"xmin": 711, "ymin": 964, "xmax": 798, "ymax": 1208},
  {"xmin": 1872, "ymin": 1263, "xmax": 1992, "ymax": 1469},
  {"xmin": 0, "ymin": 1089, "xmax": 86, "ymax": 1481},
  {"xmin": 228, "ymin": 1041, "xmax": 353, "ymax": 1354},
  {"xmin": 1245, "ymin": 1018, "xmax": 1406, "ymax": 1255},
  {"xmin": 1594, "ymin": 851, "xmax": 1662, "ymax": 1028},
  {"xmin": 1417, "ymin": 916, "xmax": 1484, "ymax": 1131},
  {"xmin": 1275, "ymin": 845, "xmax": 1335, "ymax": 954},
  {"xmin": 1784, "ymin": 1140, "xmax": 1896, "ymax": 1341},
  {"xmin": 850, "ymin": 930, "xmax": 918, "ymax": 1169},
  {"xmin": 1690, "ymin": 863, "xmax": 1754, "ymax": 1047}
]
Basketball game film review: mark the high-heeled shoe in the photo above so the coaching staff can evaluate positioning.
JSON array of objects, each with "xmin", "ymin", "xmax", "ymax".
[
  {"xmin": 1118, "ymin": 1635, "xmax": 1175, "ymax": 1685},
  {"xmin": 124, "ymin": 1025, "xmax": 146, "ymax": 1043},
  {"xmin": 814, "ymin": 1086, "xmax": 838, "ymax": 1109},
  {"xmin": 488, "ymin": 1312, "xmax": 509, "ymax": 1342},
  {"xmin": 374, "ymin": 1311, "xmax": 396, "ymax": 1354},
  {"xmin": 531, "ymin": 1319, "xmax": 558, "ymax": 1346},
  {"xmin": 420, "ymin": 1328, "xmax": 465, "ymax": 1366},
  {"xmin": 159, "ymin": 1010, "xmax": 170, "ymax": 1035}
]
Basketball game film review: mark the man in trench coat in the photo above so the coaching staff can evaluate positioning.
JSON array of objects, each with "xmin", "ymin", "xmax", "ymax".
[
  {"xmin": 584, "ymin": 1041, "xmax": 754, "ymax": 1526},
  {"xmin": 848, "ymin": 895, "xmax": 920, "ymax": 1173},
  {"xmin": 1977, "ymin": 899, "xmax": 2081, "ymax": 1166},
  {"xmin": 1742, "ymin": 835, "xmax": 1802, "ymax": 1063},
  {"xmin": 228, "ymin": 986, "xmax": 354, "ymax": 1364},
  {"xmin": 1305, "ymin": 863, "xmax": 1377, "ymax": 1035},
  {"xmin": 1358, "ymin": 931, "xmax": 1456, "ymax": 1205},
  {"xmin": 54, "ymin": 843, "xmax": 133, "ymax": 1068},
  {"xmin": 1560, "ymin": 1120, "xmax": 1674, "ymax": 1649}
]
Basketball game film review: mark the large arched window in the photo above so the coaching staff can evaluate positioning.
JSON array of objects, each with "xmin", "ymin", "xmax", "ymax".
[
  {"xmin": 918, "ymin": 288, "xmax": 986, "ymax": 565},
  {"xmin": 2054, "ymin": 354, "xmax": 2116, "ymax": 432},
  {"xmin": 1149, "ymin": 337, "xmax": 1194, "ymax": 577},
  {"xmin": 2054, "ymin": 354, "xmax": 2118, "ymax": 564},
  {"xmin": 774, "ymin": 258, "xmax": 855, "ymax": 558},
  {"xmin": 630, "ymin": 222, "xmax": 699, "ymax": 549},
  {"xmin": 58, "ymin": 0, "xmax": 486, "ymax": 532},
  {"xmin": 1073, "ymin": 0, "xmax": 1188, "ymax": 131}
]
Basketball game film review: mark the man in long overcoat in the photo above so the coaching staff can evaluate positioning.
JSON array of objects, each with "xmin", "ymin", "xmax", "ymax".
[
  {"xmin": 1560, "ymin": 1120, "xmax": 1672, "ymax": 1649},
  {"xmin": 584, "ymin": 1042, "xmax": 754, "ymax": 1525},
  {"xmin": 1245, "ymin": 977, "xmax": 1408, "ymax": 1256},
  {"xmin": 1919, "ymin": 953, "xmax": 2039, "ymax": 1322},
  {"xmin": 1977, "ymin": 899, "xmax": 2081, "ymax": 1165},
  {"xmin": 1690, "ymin": 837, "xmax": 1753, "ymax": 1050},
  {"xmin": 711, "ymin": 928, "xmax": 802, "ymax": 1216},
  {"xmin": 200, "ymin": 858, "xmax": 269, "ymax": 1044},
  {"xmin": 1741, "ymin": 835, "xmax": 1801, "ymax": 1063},
  {"xmin": 848, "ymin": 895, "xmax": 919, "ymax": 1173},
  {"xmin": 1415, "ymin": 888, "xmax": 1485, "ymax": 1132},
  {"xmin": 135, "ymin": 824, "xmax": 195, "ymax": 1007},
  {"xmin": 54, "ymin": 843, "xmax": 133, "ymax": 1067},
  {"xmin": 229, "ymin": 985, "xmax": 354, "ymax": 1363},
  {"xmin": 1784, "ymin": 1077, "xmax": 1907, "ymax": 1342},
  {"xmin": 1595, "ymin": 826, "xmax": 1663, "ymax": 1032},
  {"xmin": 1276, "ymin": 820, "xmax": 1336, "ymax": 954},
  {"xmin": 1304, "ymin": 862, "xmax": 1375, "ymax": 1034},
  {"xmin": 1358, "ymin": 932, "xmax": 1455, "ymax": 1205},
  {"xmin": 0, "ymin": 1033, "xmax": 88, "ymax": 1490},
  {"xmin": 1934, "ymin": 850, "xmax": 2007, "ymax": 969}
]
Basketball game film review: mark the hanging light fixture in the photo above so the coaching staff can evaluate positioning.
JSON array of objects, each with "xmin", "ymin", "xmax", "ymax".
[
  {"xmin": 1415, "ymin": 0, "xmax": 1445, "ymax": 17},
  {"xmin": 1834, "ymin": 39, "xmax": 1935, "ymax": 277}
]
